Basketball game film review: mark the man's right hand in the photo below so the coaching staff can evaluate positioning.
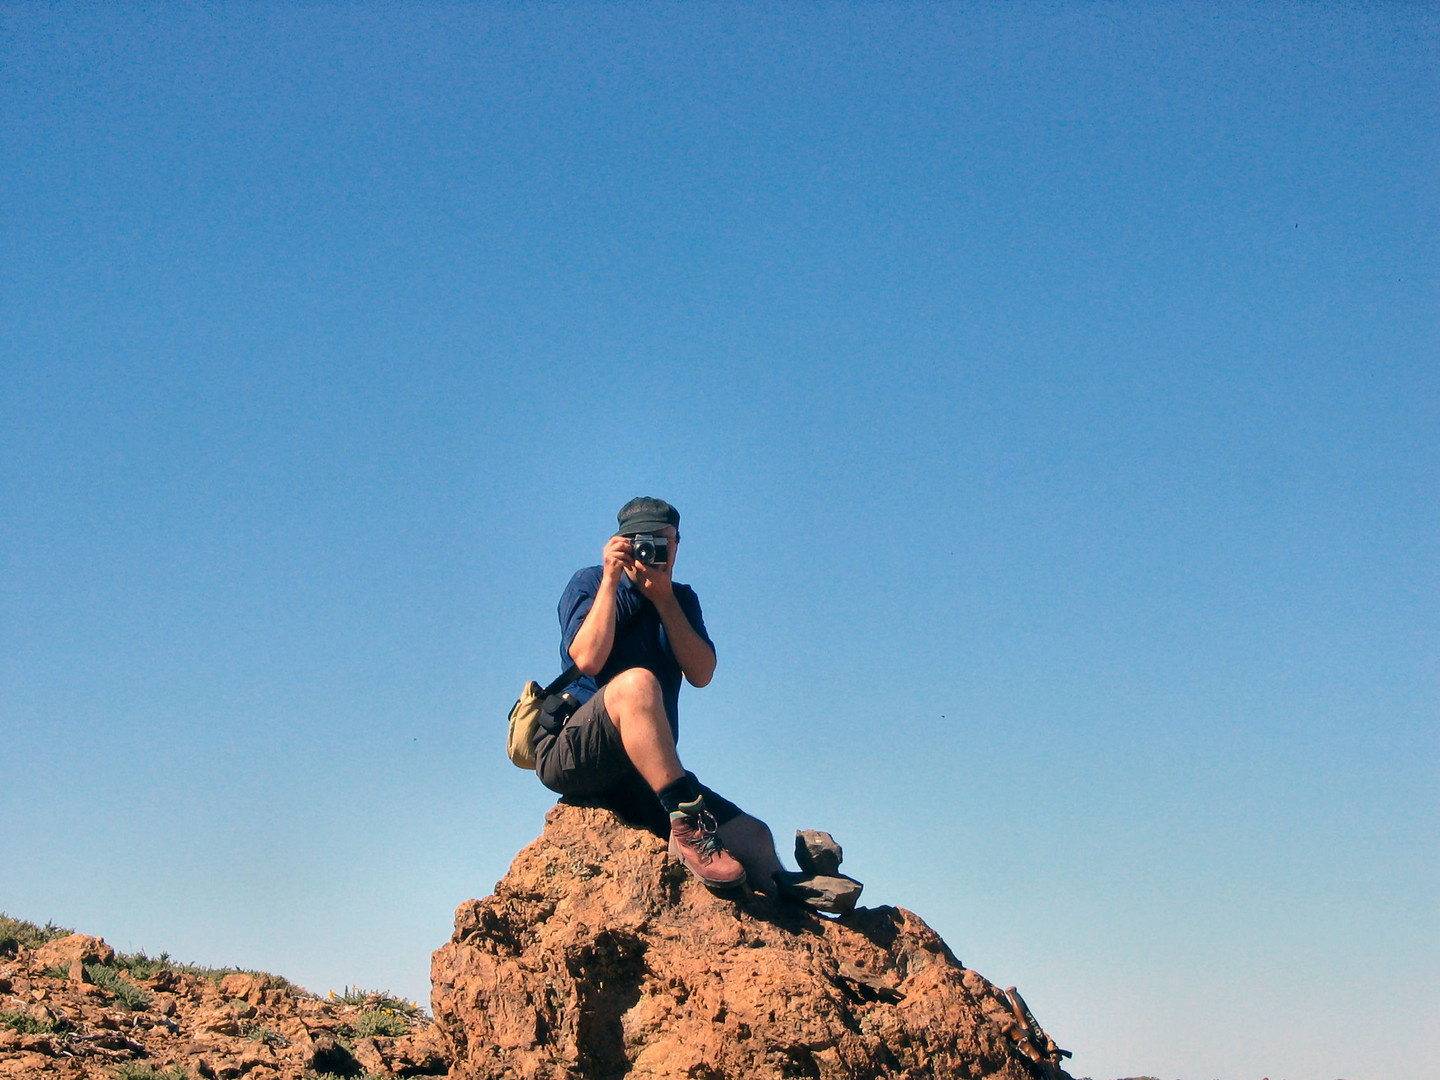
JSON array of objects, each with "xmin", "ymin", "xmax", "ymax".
[
  {"xmin": 601, "ymin": 533, "xmax": 634, "ymax": 586},
  {"xmin": 571, "ymin": 536, "xmax": 633, "ymax": 675}
]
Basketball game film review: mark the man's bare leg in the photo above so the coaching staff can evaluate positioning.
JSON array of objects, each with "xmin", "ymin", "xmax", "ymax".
[
  {"xmin": 603, "ymin": 667, "xmax": 685, "ymax": 792},
  {"xmin": 604, "ymin": 667, "xmax": 752, "ymax": 889}
]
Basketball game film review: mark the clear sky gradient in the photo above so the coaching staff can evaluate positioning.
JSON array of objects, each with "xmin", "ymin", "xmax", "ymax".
[{"xmin": 2, "ymin": 6, "xmax": 1435, "ymax": 1080}]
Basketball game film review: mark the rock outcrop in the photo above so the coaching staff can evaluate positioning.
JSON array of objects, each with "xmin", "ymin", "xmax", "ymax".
[
  {"xmin": 0, "ymin": 933, "xmax": 447, "ymax": 1079},
  {"xmin": 432, "ymin": 802, "xmax": 1072, "ymax": 1080}
]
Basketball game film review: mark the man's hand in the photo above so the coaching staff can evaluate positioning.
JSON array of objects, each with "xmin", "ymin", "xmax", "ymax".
[
  {"xmin": 629, "ymin": 538, "xmax": 714, "ymax": 688},
  {"xmin": 582, "ymin": 530, "xmax": 714, "ymax": 687},
  {"xmin": 629, "ymin": 550, "xmax": 676, "ymax": 606},
  {"xmin": 608, "ymin": 534, "xmax": 677, "ymax": 607},
  {"xmin": 570, "ymin": 535, "xmax": 632, "ymax": 676},
  {"xmin": 601, "ymin": 534, "xmax": 634, "ymax": 587}
]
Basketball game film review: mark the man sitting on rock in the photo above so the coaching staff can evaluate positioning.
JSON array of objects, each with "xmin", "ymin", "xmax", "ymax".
[{"xmin": 533, "ymin": 496, "xmax": 785, "ymax": 891}]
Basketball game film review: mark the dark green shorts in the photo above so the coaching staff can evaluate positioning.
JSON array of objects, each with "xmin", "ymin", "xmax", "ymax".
[{"xmin": 534, "ymin": 683, "xmax": 743, "ymax": 836}]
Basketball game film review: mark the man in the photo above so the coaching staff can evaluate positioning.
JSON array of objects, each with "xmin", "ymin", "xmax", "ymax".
[{"xmin": 533, "ymin": 497, "xmax": 783, "ymax": 891}]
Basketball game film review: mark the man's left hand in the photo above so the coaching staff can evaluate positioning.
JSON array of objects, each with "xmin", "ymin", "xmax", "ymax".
[{"xmin": 630, "ymin": 557, "xmax": 676, "ymax": 607}]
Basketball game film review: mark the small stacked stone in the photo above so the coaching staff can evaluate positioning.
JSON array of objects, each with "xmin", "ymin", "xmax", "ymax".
[{"xmin": 775, "ymin": 829, "xmax": 864, "ymax": 914}]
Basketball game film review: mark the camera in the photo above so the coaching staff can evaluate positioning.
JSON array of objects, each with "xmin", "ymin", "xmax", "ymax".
[{"xmin": 629, "ymin": 533, "xmax": 669, "ymax": 566}]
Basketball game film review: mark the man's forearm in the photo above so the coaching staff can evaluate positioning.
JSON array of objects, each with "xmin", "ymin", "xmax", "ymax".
[
  {"xmin": 568, "ymin": 579, "xmax": 620, "ymax": 675},
  {"xmin": 654, "ymin": 595, "xmax": 716, "ymax": 687}
]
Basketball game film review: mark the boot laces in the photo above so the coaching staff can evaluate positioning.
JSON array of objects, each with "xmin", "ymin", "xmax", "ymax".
[{"xmin": 684, "ymin": 809, "xmax": 722, "ymax": 860}]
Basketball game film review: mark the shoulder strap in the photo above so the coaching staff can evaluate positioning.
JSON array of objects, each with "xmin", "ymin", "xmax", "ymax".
[{"xmin": 541, "ymin": 603, "xmax": 649, "ymax": 699}]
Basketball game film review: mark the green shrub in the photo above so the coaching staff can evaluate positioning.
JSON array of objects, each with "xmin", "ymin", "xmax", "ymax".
[
  {"xmin": 239, "ymin": 1020, "xmax": 290, "ymax": 1047},
  {"xmin": 112, "ymin": 949, "xmax": 169, "ymax": 981},
  {"xmin": 0, "ymin": 914, "xmax": 72, "ymax": 956},
  {"xmin": 0, "ymin": 1008, "xmax": 70, "ymax": 1035},
  {"xmin": 0, "ymin": 916, "xmax": 299, "ymax": 1012},
  {"xmin": 338, "ymin": 1009, "xmax": 410, "ymax": 1039},
  {"xmin": 84, "ymin": 964, "xmax": 153, "ymax": 1011},
  {"xmin": 113, "ymin": 1065, "xmax": 191, "ymax": 1080},
  {"xmin": 329, "ymin": 986, "xmax": 421, "ymax": 1016},
  {"xmin": 110, "ymin": 949, "xmax": 296, "ymax": 994}
]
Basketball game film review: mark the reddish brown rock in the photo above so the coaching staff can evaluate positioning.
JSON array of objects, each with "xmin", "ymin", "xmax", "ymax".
[
  {"xmin": 306, "ymin": 1030, "xmax": 360, "ymax": 1076},
  {"xmin": 351, "ymin": 1035, "xmax": 387, "ymax": 1073},
  {"xmin": 0, "ymin": 943, "xmax": 448, "ymax": 1079},
  {"xmin": 218, "ymin": 972, "xmax": 265, "ymax": 1005},
  {"xmin": 431, "ymin": 801, "xmax": 1072, "ymax": 1080},
  {"xmin": 386, "ymin": 1025, "xmax": 451, "ymax": 1075},
  {"xmin": 33, "ymin": 935, "xmax": 114, "ymax": 970},
  {"xmin": 191, "ymin": 1003, "xmax": 242, "ymax": 1035}
]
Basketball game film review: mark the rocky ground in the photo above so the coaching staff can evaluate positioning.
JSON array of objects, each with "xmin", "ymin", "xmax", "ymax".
[
  {"xmin": 430, "ymin": 801, "xmax": 1072, "ymax": 1080},
  {"xmin": 5, "ymin": 801, "xmax": 1074, "ymax": 1080},
  {"xmin": 0, "ymin": 929, "xmax": 447, "ymax": 1079}
]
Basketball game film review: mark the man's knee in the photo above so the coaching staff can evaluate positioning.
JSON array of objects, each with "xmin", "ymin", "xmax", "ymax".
[
  {"xmin": 605, "ymin": 668, "xmax": 664, "ymax": 716},
  {"xmin": 601, "ymin": 673, "xmax": 662, "ymax": 731}
]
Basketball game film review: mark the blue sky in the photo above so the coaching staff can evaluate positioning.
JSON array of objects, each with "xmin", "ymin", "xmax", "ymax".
[{"xmin": 2, "ymin": 5, "xmax": 1435, "ymax": 1079}]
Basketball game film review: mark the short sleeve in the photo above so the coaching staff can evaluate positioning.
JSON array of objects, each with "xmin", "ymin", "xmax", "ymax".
[
  {"xmin": 558, "ymin": 567, "xmax": 601, "ymax": 668},
  {"xmin": 673, "ymin": 584, "xmax": 715, "ymax": 655}
]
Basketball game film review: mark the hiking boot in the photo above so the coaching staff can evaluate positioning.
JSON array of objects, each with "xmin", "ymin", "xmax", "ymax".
[{"xmin": 668, "ymin": 797, "xmax": 746, "ymax": 889}]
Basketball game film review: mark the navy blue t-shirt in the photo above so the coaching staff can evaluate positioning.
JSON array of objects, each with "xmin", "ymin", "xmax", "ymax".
[{"xmin": 557, "ymin": 566, "xmax": 713, "ymax": 742}]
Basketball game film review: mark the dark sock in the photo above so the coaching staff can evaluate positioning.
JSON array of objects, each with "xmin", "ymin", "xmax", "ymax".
[{"xmin": 657, "ymin": 773, "xmax": 702, "ymax": 816}]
